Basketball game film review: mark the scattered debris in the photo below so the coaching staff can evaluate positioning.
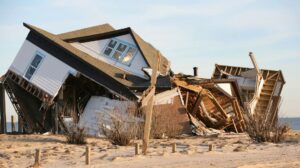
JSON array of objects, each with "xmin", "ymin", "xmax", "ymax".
[{"xmin": 0, "ymin": 23, "xmax": 286, "ymax": 146}]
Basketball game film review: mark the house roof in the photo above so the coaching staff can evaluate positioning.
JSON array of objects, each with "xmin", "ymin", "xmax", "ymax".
[
  {"xmin": 24, "ymin": 23, "xmax": 139, "ymax": 100},
  {"xmin": 58, "ymin": 23, "xmax": 115, "ymax": 40},
  {"xmin": 23, "ymin": 23, "xmax": 171, "ymax": 99},
  {"xmin": 57, "ymin": 24, "xmax": 170, "ymax": 75}
]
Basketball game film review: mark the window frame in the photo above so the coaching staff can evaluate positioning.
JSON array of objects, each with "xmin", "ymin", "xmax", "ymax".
[
  {"xmin": 24, "ymin": 51, "xmax": 45, "ymax": 80},
  {"xmin": 102, "ymin": 38, "xmax": 138, "ymax": 66}
]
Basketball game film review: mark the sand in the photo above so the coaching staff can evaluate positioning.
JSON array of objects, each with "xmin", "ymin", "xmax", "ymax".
[{"xmin": 0, "ymin": 132, "xmax": 299, "ymax": 168}]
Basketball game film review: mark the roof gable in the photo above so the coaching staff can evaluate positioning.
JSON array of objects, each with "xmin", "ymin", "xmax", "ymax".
[{"xmin": 56, "ymin": 25, "xmax": 170, "ymax": 75}]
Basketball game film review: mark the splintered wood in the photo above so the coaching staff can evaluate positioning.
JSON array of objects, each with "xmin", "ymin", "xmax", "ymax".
[{"xmin": 174, "ymin": 75, "xmax": 246, "ymax": 133}]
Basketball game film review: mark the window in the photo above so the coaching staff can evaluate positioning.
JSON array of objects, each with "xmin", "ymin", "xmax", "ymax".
[
  {"xmin": 24, "ymin": 53, "xmax": 44, "ymax": 80},
  {"xmin": 103, "ymin": 39, "xmax": 137, "ymax": 66}
]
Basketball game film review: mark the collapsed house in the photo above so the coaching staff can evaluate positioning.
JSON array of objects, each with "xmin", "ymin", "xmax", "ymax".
[
  {"xmin": 173, "ymin": 53, "xmax": 285, "ymax": 135},
  {"xmin": 212, "ymin": 53, "xmax": 285, "ymax": 126},
  {"xmin": 0, "ymin": 23, "xmax": 191, "ymax": 135},
  {"xmin": 0, "ymin": 23, "xmax": 285, "ymax": 137}
]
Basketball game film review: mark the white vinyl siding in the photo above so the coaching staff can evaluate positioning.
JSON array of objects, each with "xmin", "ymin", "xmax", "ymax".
[{"xmin": 9, "ymin": 40, "xmax": 77, "ymax": 96}]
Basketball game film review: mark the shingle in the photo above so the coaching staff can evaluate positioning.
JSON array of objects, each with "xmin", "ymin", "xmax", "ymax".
[{"xmin": 58, "ymin": 23, "xmax": 115, "ymax": 41}]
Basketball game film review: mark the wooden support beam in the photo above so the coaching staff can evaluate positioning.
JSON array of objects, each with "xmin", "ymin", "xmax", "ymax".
[
  {"xmin": 18, "ymin": 116, "xmax": 23, "ymax": 133},
  {"xmin": 142, "ymin": 52, "xmax": 160, "ymax": 155},
  {"xmin": 54, "ymin": 104, "xmax": 59, "ymax": 134},
  {"xmin": 233, "ymin": 99, "xmax": 245, "ymax": 131},
  {"xmin": 228, "ymin": 67, "xmax": 232, "ymax": 74},
  {"xmin": 206, "ymin": 91, "xmax": 228, "ymax": 119},
  {"xmin": 249, "ymin": 52, "xmax": 261, "ymax": 76},
  {"xmin": 192, "ymin": 91, "xmax": 203, "ymax": 114},
  {"xmin": 200, "ymin": 101, "xmax": 216, "ymax": 123},
  {"xmin": 0, "ymin": 83, "xmax": 6, "ymax": 134},
  {"xmin": 231, "ymin": 118, "xmax": 238, "ymax": 133},
  {"xmin": 11, "ymin": 115, "xmax": 15, "ymax": 132},
  {"xmin": 141, "ymin": 86, "xmax": 155, "ymax": 107},
  {"xmin": 266, "ymin": 72, "xmax": 279, "ymax": 81},
  {"xmin": 185, "ymin": 91, "xmax": 189, "ymax": 108}
]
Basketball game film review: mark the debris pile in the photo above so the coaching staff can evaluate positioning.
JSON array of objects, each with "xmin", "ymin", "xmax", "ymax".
[{"xmin": 173, "ymin": 74, "xmax": 245, "ymax": 134}]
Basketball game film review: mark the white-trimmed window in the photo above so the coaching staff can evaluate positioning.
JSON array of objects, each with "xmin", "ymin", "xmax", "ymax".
[
  {"xmin": 24, "ymin": 53, "xmax": 44, "ymax": 80},
  {"xmin": 103, "ymin": 39, "xmax": 137, "ymax": 66}
]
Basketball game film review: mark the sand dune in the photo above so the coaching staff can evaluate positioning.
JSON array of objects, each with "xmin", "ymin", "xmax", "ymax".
[{"xmin": 0, "ymin": 132, "xmax": 299, "ymax": 168}]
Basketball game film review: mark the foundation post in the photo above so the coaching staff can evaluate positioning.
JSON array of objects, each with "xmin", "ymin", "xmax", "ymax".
[
  {"xmin": 86, "ymin": 146, "xmax": 90, "ymax": 165},
  {"xmin": 0, "ymin": 83, "xmax": 6, "ymax": 134},
  {"xmin": 11, "ymin": 115, "xmax": 15, "ymax": 132},
  {"xmin": 172, "ymin": 143, "xmax": 176, "ymax": 153},
  {"xmin": 135, "ymin": 143, "xmax": 139, "ymax": 155},
  {"xmin": 209, "ymin": 144, "xmax": 214, "ymax": 151},
  {"xmin": 34, "ymin": 149, "xmax": 41, "ymax": 167},
  {"xmin": 18, "ymin": 116, "xmax": 23, "ymax": 133}
]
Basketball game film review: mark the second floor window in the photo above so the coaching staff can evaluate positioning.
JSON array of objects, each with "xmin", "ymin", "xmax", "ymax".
[
  {"xmin": 103, "ymin": 39, "xmax": 137, "ymax": 66},
  {"xmin": 24, "ymin": 53, "xmax": 44, "ymax": 80}
]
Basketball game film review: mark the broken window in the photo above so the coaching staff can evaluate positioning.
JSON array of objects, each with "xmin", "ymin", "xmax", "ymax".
[
  {"xmin": 103, "ymin": 39, "xmax": 137, "ymax": 66},
  {"xmin": 24, "ymin": 53, "xmax": 44, "ymax": 80}
]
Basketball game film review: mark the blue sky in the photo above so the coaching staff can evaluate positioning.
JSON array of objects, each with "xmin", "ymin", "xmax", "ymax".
[{"xmin": 0, "ymin": 0, "xmax": 299, "ymax": 120}]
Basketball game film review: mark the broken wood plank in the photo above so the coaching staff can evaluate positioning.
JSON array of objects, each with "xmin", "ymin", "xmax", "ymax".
[
  {"xmin": 206, "ymin": 91, "xmax": 228, "ymax": 119},
  {"xmin": 231, "ymin": 118, "xmax": 238, "ymax": 133},
  {"xmin": 140, "ymin": 86, "xmax": 155, "ymax": 107},
  {"xmin": 173, "ymin": 79, "xmax": 203, "ymax": 93},
  {"xmin": 185, "ymin": 91, "xmax": 189, "ymax": 108},
  {"xmin": 191, "ymin": 91, "xmax": 203, "ymax": 114},
  {"xmin": 249, "ymin": 52, "xmax": 262, "ymax": 76},
  {"xmin": 142, "ymin": 51, "xmax": 160, "ymax": 155}
]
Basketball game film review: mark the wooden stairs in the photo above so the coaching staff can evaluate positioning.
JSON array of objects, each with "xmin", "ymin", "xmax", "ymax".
[
  {"xmin": 2, "ymin": 79, "xmax": 29, "ymax": 131},
  {"xmin": 254, "ymin": 74, "xmax": 278, "ymax": 116}
]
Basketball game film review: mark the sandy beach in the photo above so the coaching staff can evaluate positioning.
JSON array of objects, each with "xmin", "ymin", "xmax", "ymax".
[{"xmin": 0, "ymin": 132, "xmax": 299, "ymax": 168}]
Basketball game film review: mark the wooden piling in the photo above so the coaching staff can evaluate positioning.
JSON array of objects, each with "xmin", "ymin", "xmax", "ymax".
[
  {"xmin": 0, "ymin": 83, "xmax": 6, "ymax": 134},
  {"xmin": 18, "ymin": 116, "xmax": 23, "ymax": 133},
  {"xmin": 209, "ymin": 144, "xmax": 213, "ymax": 151},
  {"xmin": 34, "ymin": 149, "xmax": 40, "ymax": 167},
  {"xmin": 172, "ymin": 143, "xmax": 176, "ymax": 153},
  {"xmin": 85, "ymin": 146, "xmax": 90, "ymax": 165},
  {"xmin": 135, "ymin": 143, "xmax": 139, "ymax": 155},
  {"xmin": 11, "ymin": 115, "xmax": 15, "ymax": 132}
]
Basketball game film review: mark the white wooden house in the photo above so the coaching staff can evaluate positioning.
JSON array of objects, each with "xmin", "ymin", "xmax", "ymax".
[{"xmin": 1, "ymin": 23, "xmax": 172, "ymax": 132}]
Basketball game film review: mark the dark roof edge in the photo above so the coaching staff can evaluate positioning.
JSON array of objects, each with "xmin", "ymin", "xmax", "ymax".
[{"xmin": 23, "ymin": 23, "xmax": 138, "ymax": 100}]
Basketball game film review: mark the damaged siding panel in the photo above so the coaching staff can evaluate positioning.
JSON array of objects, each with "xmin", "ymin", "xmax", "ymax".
[
  {"xmin": 70, "ymin": 34, "xmax": 149, "ymax": 79},
  {"xmin": 9, "ymin": 40, "xmax": 77, "ymax": 96}
]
